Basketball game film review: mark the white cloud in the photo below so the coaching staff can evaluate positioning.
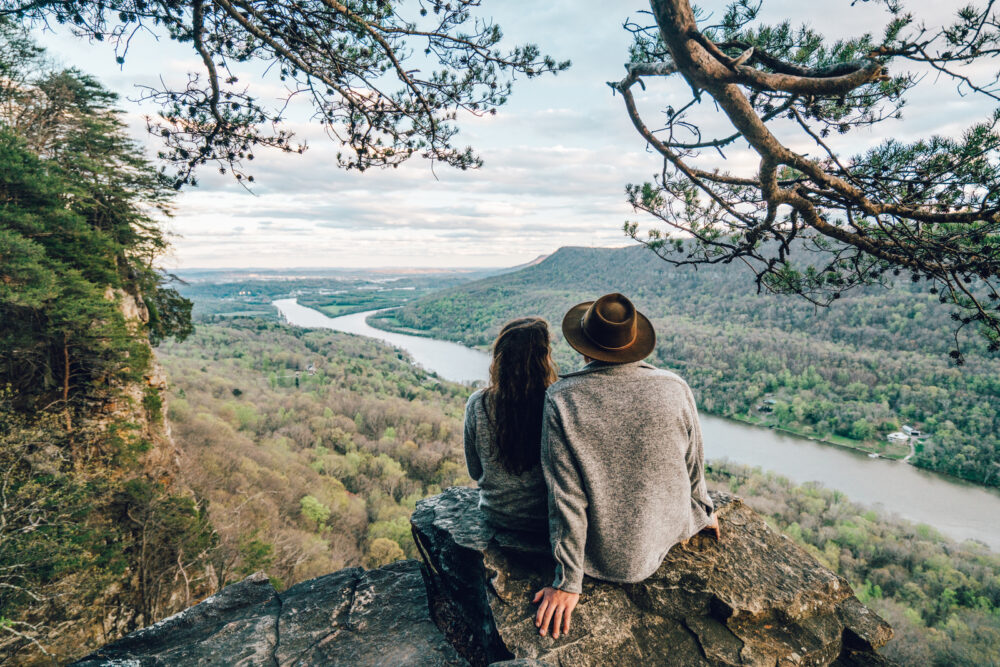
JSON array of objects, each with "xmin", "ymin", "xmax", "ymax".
[{"xmin": 30, "ymin": 0, "xmax": 998, "ymax": 268}]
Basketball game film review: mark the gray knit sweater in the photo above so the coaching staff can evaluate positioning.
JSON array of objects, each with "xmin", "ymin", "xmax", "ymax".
[
  {"xmin": 541, "ymin": 361, "xmax": 714, "ymax": 594},
  {"xmin": 463, "ymin": 389, "xmax": 548, "ymax": 532}
]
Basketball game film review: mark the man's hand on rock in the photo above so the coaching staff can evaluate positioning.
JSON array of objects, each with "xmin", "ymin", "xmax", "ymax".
[
  {"xmin": 532, "ymin": 586, "xmax": 579, "ymax": 639},
  {"xmin": 704, "ymin": 513, "xmax": 721, "ymax": 540}
]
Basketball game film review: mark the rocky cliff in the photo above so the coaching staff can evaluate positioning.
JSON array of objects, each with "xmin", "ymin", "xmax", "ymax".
[
  {"xmin": 74, "ymin": 488, "xmax": 893, "ymax": 666},
  {"xmin": 412, "ymin": 488, "xmax": 893, "ymax": 666},
  {"xmin": 73, "ymin": 560, "xmax": 464, "ymax": 666}
]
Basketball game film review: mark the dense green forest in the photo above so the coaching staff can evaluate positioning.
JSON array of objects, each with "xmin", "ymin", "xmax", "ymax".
[
  {"xmin": 158, "ymin": 317, "xmax": 998, "ymax": 666},
  {"xmin": 0, "ymin": 24, "xmax": 204, "ymax": 662},
  {"xmin": 383, "ymin": 245, "xmax": 1000, "ymax": 487}
]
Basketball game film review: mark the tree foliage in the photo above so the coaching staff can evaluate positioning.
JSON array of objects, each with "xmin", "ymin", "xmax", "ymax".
[
  {"xmin": 614, "ymin": 0, "xmax": 1000, "ymax": 358},
  {"xmin": 710, "ymin": 462, "xmax": 1000, "ymax": 665},
  {"xmin": 1, "ymin": 0, "xmax": 568, "ymax": 185},
  {"xmin": 0, "ymin": 26, "xmax": 206, "ymax": 661},
  {"xmin": 159, "ymin": 319, "xmax": 471, "ymax": 591},
  {"xmin": 0, "ymin": 21, "xmax": 192, "ymax": 410}
]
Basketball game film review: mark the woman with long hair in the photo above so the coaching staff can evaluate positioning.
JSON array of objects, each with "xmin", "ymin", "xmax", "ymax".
[{"xmin": 464, "ymin": 317, "xmax": 558, "ymax": 531}]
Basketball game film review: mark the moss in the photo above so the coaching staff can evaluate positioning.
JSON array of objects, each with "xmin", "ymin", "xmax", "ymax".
[{"xmin": 142, "ymin": 386, "xmax": 163, "ymax": 422}]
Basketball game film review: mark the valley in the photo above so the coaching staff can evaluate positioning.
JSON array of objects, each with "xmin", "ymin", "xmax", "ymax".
[{"xmin": 380, "ymin": 246, "xmax": 1000, "ymax": 489}]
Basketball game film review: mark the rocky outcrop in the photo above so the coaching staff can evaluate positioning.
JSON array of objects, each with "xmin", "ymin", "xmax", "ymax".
[
  {"xmin": 410, "ymin": 487, "xmax": 893, "ymax": 666},
  {"xmin": 72, "ymin": 560, "xmax": 465, "ymax": 666},
  {"xmin": 75, "ymin": 489, "xmax": 893, "ymax": 666}
]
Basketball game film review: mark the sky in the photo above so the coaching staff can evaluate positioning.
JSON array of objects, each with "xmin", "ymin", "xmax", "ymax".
[{"xmin": 29, "ymin": 0, "xmax": 995, "ymax": 269}]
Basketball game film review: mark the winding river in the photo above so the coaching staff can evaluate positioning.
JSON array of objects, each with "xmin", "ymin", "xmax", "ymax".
[{"xmin": 274, "ymin": 298, "xmax": 1000, "ymax": 550}]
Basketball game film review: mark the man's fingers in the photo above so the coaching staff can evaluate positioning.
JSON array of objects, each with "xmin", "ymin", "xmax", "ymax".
[
  {"xmin": 551, "ymin": 606, "xmax": 564, "ymax": 639},
  {"xmin": 535, "ymin": 598, "xmax": 548, "ymax": 627},
  {"xmin": 562, "ymin": 605, "xmax": 573, "ymax": 635},
  {"xmin": 539, "ymin": 599, "xmax": 557, "ymax": 636},
  {"xmin": 532, "ymin": 590, "xmax": 544, "ymax": 604}
]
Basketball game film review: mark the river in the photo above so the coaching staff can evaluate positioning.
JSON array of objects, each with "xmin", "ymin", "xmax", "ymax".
[{"xmin": 273, "ymin": 298, "xmax": 1000, "ymax": 550}]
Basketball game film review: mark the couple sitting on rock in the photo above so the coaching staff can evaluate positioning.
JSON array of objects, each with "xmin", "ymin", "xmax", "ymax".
[{"xmin": 464, "ymin": 293, "xmax": 720, "ymax": 641}]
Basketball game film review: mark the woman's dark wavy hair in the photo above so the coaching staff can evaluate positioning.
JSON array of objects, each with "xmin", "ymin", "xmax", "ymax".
[{"xmin": 484, "ymin": 317, "xmax": 559, "ymax": 476}]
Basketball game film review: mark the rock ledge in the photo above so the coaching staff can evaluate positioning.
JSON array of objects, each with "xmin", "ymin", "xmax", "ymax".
[
  {"xmin": 72, "ymin": 559, "xmax": 464, "ymax": 666},
  {"xmin": 411, "ymin": 487, "xmax": 893, "ymax": 667},
  {"xmin": 74, "ymin": 489, "xmax": 893, "ymax": 666}
]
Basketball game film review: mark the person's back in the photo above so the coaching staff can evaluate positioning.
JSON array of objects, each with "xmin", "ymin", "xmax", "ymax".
[
  {"xmin": 542, "ymin": 360, "xmax": 713, "ymax": 590},
  {"xmin": 531, "ymin": 293, "xmax": 716, "ymax": 640},
  {"xmin": 464, "ymin": 387, "xmax": 547, "ymax": 531},
  {"xmin": 463, "ymin": 317, "xmax": 558, "ymax": 534}
]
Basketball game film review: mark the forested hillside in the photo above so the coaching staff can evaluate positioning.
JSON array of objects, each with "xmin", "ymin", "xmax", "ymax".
[
  {"xmin": 383, "ymin": 245, "xmax": 1000, "ymax": 487},
  {"xmin": 0, "ymin": 25, "xmax": 203, "ymax": 661},
  {"xmin": 155, "ymin": 317, "xmax": 999, "ymax": 666},
  {"xmin": 157, "ymin": 320, "xmax": 471, "ymax": 587}
]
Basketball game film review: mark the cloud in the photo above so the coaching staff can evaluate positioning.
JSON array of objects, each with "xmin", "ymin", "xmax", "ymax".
[{"xmin": 31, "ymin": 0, "xmax": 999, "ymax": 268}]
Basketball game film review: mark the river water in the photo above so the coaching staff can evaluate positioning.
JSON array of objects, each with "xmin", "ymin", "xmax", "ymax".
[{"xmin": 273, "ymin": 298, "xmax": 1000, "ymax": 550}]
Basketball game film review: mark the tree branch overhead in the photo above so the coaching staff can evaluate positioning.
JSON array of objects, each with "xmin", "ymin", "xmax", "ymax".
[{"xmin": 616, "ymin": 0, "xmax": 1000, "ymax": 360}]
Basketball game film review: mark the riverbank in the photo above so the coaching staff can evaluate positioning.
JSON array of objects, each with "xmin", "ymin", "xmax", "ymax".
[
  {"xmin": 365, "ymin": 310, "xmax": 915, "ymax": 463},
  {"xmin": 366, "ymin": 310, "xmax": 444, "ymax": 339},
  {"xmin": 275, "ymin": 297, "xmax": 1000, "ymax": 549},
  {"xmin": 721, "ymin": 413, "xmax": 911, "ymax": 461}
]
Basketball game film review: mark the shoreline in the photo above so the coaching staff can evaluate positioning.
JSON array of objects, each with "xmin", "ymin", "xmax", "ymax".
[
  {"xmin": 715, "ymin": 413, "xmax": 910, "ymax": 461},
  {"xmin": 364, "ymin": 312, "xmax": 906, "ymax": 457},
  {"xmin": 365, "ymin": 310, "xmax": 446, "ymax": 340},
  {"xmin": 363, "ymin": 312, "xmax": 934, "ymax": 466}
]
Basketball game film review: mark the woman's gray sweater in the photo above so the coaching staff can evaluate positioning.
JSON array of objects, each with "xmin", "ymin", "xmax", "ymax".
[
  {"xmin": 541, "ymin": 361, "xmax": 714, "ymax": 594},
  {"xmin": 463, "ymin": 389, "xmax": 548, "ymax": 532}
]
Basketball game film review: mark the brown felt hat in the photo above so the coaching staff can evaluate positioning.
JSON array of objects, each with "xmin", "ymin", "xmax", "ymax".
[{"xmin": 561, "ymin": 293, "xmax": 655, "ymax": 363}]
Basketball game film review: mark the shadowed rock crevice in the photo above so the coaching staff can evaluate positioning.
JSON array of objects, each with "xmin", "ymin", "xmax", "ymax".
[
  {"xmin": 411, "ymin": 487, "xmax": 895, "ymax": 667},
  {"xmin": 272, "ymin": 584, "xmax": 282, "ymax": 667}
]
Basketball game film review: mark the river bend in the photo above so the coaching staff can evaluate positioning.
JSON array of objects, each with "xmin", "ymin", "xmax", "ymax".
[{"xmin": 274, "ymin": 298, "xmax": 1000, "ymax": 550}]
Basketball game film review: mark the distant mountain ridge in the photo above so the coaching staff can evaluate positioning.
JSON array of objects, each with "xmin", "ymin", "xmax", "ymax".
[
  {"xmin": 387, "ymin": 245, "xmax": 1000, "ymax": 489},
  {"xmin": 499, "ymin": 253, "xmax": 550, "ymax": 273}
]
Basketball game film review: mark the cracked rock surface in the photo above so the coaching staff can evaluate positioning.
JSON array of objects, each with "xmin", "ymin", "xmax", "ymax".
[
  {"xmin": 71, "ymin": 560, "xmax": 465, "ymax": 666},
  {"xmin": 410, "ymin": 487, "xmax": 894, "ymax": 667}
]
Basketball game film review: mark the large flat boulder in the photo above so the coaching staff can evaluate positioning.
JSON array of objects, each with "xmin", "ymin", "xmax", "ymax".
[
  {"xmin": 410, "ymin": 487, "xmax": 893, "ymax": 667},
  {"xmin": 72, "ymin": 560, "xmax": 466, "ymax": 666}
]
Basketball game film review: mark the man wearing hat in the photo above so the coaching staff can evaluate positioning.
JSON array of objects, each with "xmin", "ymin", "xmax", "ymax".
[{"xmin": 532, "ymin": 293, "xmax": 719, "ymax": 639}]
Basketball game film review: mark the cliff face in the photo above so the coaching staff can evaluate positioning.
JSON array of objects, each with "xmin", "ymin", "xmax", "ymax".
[
  {"xmin": 15, "ymin": 288, "xmax": 191, "ymax": 663},
  {"xmin": 101, "ymin": 286, "xmax": 181, "ymax": 477},
  {"xmin": 74, "ymin": 488, "xmax": 893, "ymax": 666}
]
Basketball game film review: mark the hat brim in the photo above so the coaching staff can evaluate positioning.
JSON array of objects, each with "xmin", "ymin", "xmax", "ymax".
[{"xmin": 561, "ymin": 301, "xmax": 656, "ymax": 363}]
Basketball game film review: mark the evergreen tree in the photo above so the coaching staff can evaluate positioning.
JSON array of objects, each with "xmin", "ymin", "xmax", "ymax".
[
  {"xmin": 0, "ymin": 21, "xmax": 192, "ymax": 410},
  {"xmin": 0, "ymin": 24, "xmax": 207, "ymax": 659},
  {"xmin": 1, "ymin": 0, "xmax": 568, "ymax": 183}
]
